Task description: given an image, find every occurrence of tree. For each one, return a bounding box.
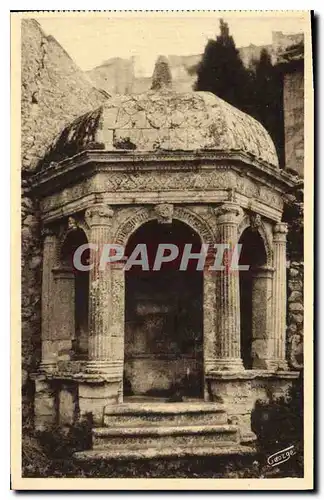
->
[196,21,284,165]
[252,49,285,165]
[195,19,253,114]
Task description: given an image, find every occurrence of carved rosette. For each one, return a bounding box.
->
[250,213,262,232]
[85,205,114,228]
[67,216,78,231]
[154,203,174,224]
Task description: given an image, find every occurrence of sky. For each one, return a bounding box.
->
[37,13,306,76]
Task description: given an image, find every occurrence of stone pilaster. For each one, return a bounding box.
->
[272,222,289,370]
[213,202,244,371]
[52,268,75,360]
[40,227,58,372]
[84,204,116,374]
[251,265,275,369]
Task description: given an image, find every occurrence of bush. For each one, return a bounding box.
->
[251,374,304,477]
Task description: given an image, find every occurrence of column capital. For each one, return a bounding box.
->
[214,202,243,224]
[41,226,57,239]
[85,204,114,228]
[273,222,288,242]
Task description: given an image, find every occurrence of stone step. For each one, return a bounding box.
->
[93,424,239,450]
[103,402,228,427]
[75,444,255,461]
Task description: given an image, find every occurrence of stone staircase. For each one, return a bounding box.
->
[74,401,255,461]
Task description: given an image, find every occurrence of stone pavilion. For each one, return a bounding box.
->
[31,82,299,459]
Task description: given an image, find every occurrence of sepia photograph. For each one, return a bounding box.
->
[11,10,313,490]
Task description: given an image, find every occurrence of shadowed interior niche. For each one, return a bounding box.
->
[124,220,204,400]
[239,227,267,369]
[60,228,89,360]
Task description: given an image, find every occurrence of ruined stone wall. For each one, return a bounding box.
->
[283,69,304,176]
[21,18,108,425]
[287,261,304,369]
[284,184,304,370]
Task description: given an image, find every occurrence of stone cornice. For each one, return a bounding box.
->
[31,149,300,196]
[206,370,300,380]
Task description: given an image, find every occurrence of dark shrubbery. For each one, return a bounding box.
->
[22,417,93,477]
[251,374,304,477]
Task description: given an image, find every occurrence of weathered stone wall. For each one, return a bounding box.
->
[287,261,303,369]
[21,18,108,425]
[283,69,304,176]
[284,184,304,370]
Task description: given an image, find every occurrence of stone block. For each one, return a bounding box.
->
[288,302,303,312]
[59,388,75,426]
[34,414,55,432]
[208,371,299,437]
[34,378,54,395]
[289,313,304,324]
[34,395,56,416]
[288,291,303,302]
[79,397,109,425]
[78,382,119,400]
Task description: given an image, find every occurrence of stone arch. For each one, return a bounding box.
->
[114,205,215,247]
[237,213,273,266]
[55,220,90,360]
[57,217,89,262]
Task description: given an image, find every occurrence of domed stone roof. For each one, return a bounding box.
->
[41,90,279,169]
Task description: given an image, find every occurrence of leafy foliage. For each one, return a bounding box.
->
[195,19,253,115]
[251,375,304,477]
[196,20,285,165]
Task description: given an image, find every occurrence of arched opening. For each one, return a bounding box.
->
[60,228,89,359]
[124,220,204,400]
[239,227,267,369]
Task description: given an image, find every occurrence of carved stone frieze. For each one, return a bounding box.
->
[40,168,285,227]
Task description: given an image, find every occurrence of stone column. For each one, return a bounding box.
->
[251,265,275,369]
[272,222,289,369]
[40,228,59,372]
[203,248,217,399]
[110,259,126,402]
[84,204,117,374]
[213,202,244,371]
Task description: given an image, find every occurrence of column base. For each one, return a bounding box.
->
[85,360,123,377]
[252,359,289,371]
[209,358,244,371]
[79,380,122,424]
[39,361,57,373]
